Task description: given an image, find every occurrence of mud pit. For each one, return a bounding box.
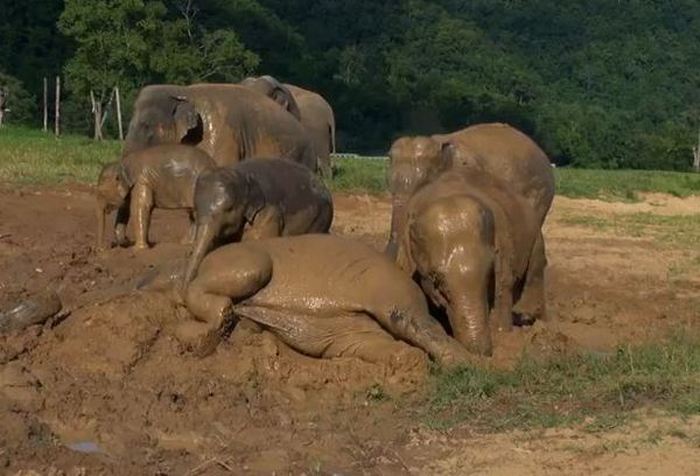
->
[0,184,698,475]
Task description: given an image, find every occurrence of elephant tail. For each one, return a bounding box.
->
[329,113,337,154]
[0,291,62,333]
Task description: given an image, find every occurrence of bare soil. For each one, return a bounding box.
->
[0,184,698,475]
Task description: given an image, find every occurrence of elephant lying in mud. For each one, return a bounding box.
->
[145,235,472,368]
[182,158,333,287]
[124,84,316,172]
[240,76,336,178]
[95,145,216,250]
[387,123,555,356]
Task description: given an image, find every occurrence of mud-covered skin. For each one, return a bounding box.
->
[386,123,554,258]
[183,158,333,287]
[123,84,316,172]
[240,76,336,178]
[0,291,62,333]
[178,234,472,367]
[95,145,216,250]
[387,123,555,355]
[284,84,336,179]
[239,76,302,121]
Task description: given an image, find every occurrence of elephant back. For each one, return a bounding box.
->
[441,123,554,223]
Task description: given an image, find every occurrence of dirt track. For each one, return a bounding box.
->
[0,184,699,475]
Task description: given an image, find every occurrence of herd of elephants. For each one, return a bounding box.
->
[6,75,557,370]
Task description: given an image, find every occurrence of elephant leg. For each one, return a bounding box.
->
[446,271,494,357]
[181,210,197,245]
[234,306,428,373]
[130,183,154,250]
[241,206,282,241]
[371,304,475,368]
[181,246,273,356]
[114,199,130,247]
[490,249,515,333]
[514,231,548,324]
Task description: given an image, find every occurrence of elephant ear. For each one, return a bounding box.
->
[242,175,268,224]
[271,87,302,121]
[172,97,202,144]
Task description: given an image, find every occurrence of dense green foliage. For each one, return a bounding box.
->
[1,0,699,169]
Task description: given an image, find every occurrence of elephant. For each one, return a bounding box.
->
[123,84,316,172]
[239,75,302,121]
[386,123,555,356]
[95,144,216,251]
[182,158,333,287]
[146,234,472,367]
[239,76,336,178]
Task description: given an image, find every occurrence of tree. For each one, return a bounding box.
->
[58,0,166,140]
[149,0,259,83]
[0,72,36,126]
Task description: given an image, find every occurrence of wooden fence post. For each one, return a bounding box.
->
[115,86,123,140]
[693,128,700,173]
[54,76,61,137]
[43,77,48,132]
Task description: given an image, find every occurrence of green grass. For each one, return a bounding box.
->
[0,126,121,184]
[554,168,700,201]
[2,126,700,201]
[561,212,700,248]
[424,334,700,432]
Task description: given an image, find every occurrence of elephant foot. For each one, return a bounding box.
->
[434,340,479,369]
[513,311,543,327]
[387,346,429,375]
[133,242,150,251]
[175,306,238,357]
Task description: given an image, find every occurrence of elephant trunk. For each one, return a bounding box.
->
[183,218,220,288]
[385,195,409,260]
[444,275,493,356]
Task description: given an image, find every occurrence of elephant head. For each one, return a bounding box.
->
[123,87,204,156]
[182,168,266,287]
[386,136,454,258]
[240,75,302,122]
[95,161,131,249]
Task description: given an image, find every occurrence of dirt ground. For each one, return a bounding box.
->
[0,184,698,475]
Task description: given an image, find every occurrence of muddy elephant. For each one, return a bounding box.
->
[123,84,316,172]
[239,75,302,121]
[95,144,216,250]
[182,158,333,287]
[163,234,472,367]
[239,76,336,178]
[387,123,555,356]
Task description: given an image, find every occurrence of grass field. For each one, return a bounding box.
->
[2,126,700,200]
[423,333,700,432]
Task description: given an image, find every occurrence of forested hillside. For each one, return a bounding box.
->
[1,0,699,169]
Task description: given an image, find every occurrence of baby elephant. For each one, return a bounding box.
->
[183,158,333,286]
[175,234,472,368]
[95,144,216,250]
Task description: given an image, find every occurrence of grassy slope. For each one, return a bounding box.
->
[2,126,700,199]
